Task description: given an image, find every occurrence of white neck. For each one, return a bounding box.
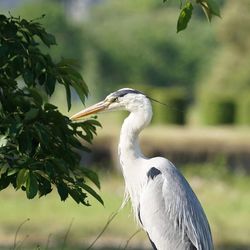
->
[119,113,143,163]
[118,104,152,221]
[117,97,152,222]
[118,101,152,166]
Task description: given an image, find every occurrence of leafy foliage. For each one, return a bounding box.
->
[82,1,216,96]
[164,0,221,32]
[177,2,193,33]
[14,0,85,65]
[0,14,103,205]
[196,0,250,125]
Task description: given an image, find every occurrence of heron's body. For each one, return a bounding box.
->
[71,88,214,250]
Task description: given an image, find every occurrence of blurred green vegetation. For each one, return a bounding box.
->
[83,0,215,96]
[196,0,250,125]
[237,93,250,125]
[199,93,236,125]
[12,0,84,65]
[3,0,249,126]
[151,87,188,124]
[0,165,250,249]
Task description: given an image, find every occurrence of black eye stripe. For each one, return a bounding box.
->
[113,89,143,98]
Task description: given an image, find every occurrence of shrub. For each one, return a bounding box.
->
[200,94,236,125]
[151,87,188,125]
[236,92,250,125]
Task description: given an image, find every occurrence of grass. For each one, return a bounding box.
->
[0,164,250,250]
[1,110,250,249]
[0,172,149,250]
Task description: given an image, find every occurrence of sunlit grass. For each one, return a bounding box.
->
[0,165,250,249]
[0,172,148,249]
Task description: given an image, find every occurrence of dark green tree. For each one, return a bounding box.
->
[0,14,102,205]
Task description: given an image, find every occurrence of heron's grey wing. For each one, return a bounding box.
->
[139,161,213,250]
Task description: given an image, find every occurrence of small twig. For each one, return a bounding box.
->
[86,211,119,250]
[123,229,141,250]
[61,218,74,250]
[45,233,52,250]
[30,14,46,23]
[16,234,29,250]
[13,218,30,250]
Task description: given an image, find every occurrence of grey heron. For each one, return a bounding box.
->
[71,88,213,250]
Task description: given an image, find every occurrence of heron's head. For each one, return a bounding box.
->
[70,88,152,120]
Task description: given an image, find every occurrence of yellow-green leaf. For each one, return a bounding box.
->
[177,2,193,33]
[16,169,28,190]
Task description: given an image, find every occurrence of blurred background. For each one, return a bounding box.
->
[0,0,250,249]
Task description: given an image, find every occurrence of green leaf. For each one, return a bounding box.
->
[18,131,32,154]
[0,45,9,58]
[24,108,40,122]
[39,32,56,47]
[56,60,88,105]
[7,168,19,176]
[177,2,193,33]
[0,14,7,22]
[87,119,102,128]
[64,82,71,111]
[81,168,101,189]
[50,158,69,175]
[28,88,43,106]
[57,182,69,201]
[206,0,220,17]
[26,171,38,199]
[0,165,8,178]
[23,69,34,87]
[81,183,104,205]
[198,0,220,22]
[37,176,52,197]
[45,74,56,96]
[68,136,84,149]
[44,103,57,110]
[0,176,10,191]
[70,79,88,104]
[16,168,28,190]
[68,188,82,204]
[200,4,212,22]
[34,123,50,146]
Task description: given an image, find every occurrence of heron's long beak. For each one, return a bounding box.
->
[70,100,109,120]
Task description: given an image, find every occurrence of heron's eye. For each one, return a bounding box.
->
[113,97,119,102]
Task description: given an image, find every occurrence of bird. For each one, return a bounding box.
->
[70,88,214,250]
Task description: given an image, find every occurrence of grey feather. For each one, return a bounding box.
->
[139,159,213,250]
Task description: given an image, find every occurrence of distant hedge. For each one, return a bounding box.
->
[151,87,188,125]
[200,94,236,125]
[236,93,250,125]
